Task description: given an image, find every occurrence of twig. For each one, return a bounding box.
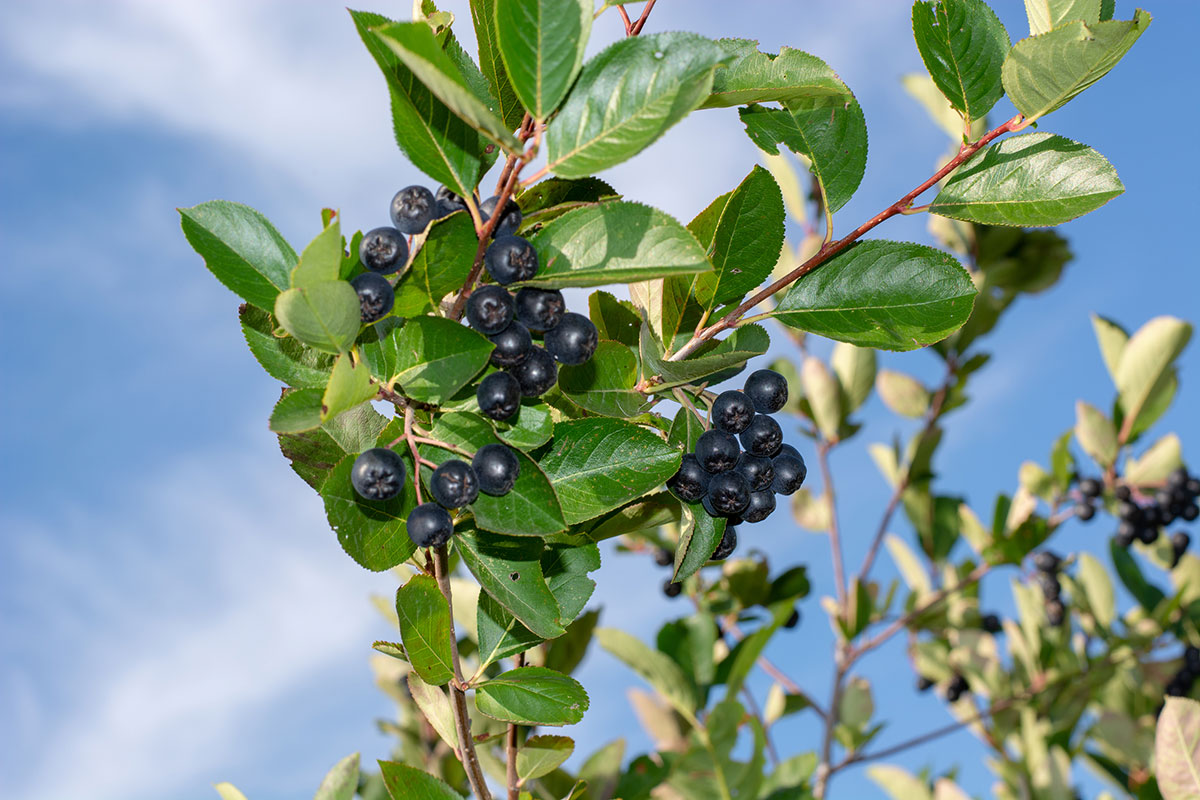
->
[666,115,1026,362]
[506,652,526,799]
[726,619,827,721]
[629,0,657,35]
[741,686,779,766]
[671,387,710,431]
[410,436,476,460]
[818,441,847,608]
[403,407,424,505]
[449,163,525,320]
[813,648,849,799]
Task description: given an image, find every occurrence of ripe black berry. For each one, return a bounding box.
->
[408,502,455,547]
[708,471,751,517]
[1046,599,1066,626]
[1187,478,1200,498]
[466,285,515,335]
[545,312,598,365]
[946,674,969,702]
[360,226,409,274]
[351,448,406,501]
[510,346,558,397]
[514,288,565,333]
[472,443,521,497]
[1033,551,1061,573]
[1169,467,1190,489]
[739,414,783,458]
[351,272,395,323]
[743,369,789,413]
[917,676,934,692]
[477,371,522,421]
[489,321,533,368]
[783,608,801,629]
[480,195,522,236]
[485,235,539,285]
[982,613,1002,634]
[1115,528,1136,548]
[695,430,739,474]
[772,452,807,495]
[430,460,479,509]
[1187,645,1200,670]
[667,454,710,503]
[1078,477,1103,498]
[1174,531,1193,556]
[654,547,673,567]
[735,452,774,492]
[711,526,737,560]
[663,579,682,598]
[712,390,755,434]
[1075,501,1095,522]
[1184,503,1200,522]
[742,489,776,523]
[1036,571,1060,600]
[1139,526,1160,544]
[390,185,437,234]
[436,185,468,217]
[1114,484,1132,502]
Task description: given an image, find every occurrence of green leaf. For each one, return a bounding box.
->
[724,605,791,697]
[519,176,621,224]
[673,503,726,583]
[362,317,494,404]
[588,291,642,347]
[911,0,1010,125]
[351,10,487,196]
[292,217,343,288]
[320,451,418,571]
[395,574,454,685]
[690,166,785,311]
[803,356,842,439]
[321,354,378,422]
[279,404,390,490]
[240,305,335,388]
[457,528,565,638]
[876,370,930,419]
[868,765,933,800]
[558,341,651,418]
[668,407,705,451]
[544,33,729,178]
[1125,433,1183,486]
[378,760,464,799]
[1024,0,1101,35]
[1075,400,1117,466]
[595,627,698,715]
[274,282,362,355]
[738,92,867,213]
[1156,697,1200,800]
[475,666,589,726]
[179,201,295,311]
[393,213,476,316]
[526,202,710,288]
[769,240,976,351]
[538,418,683,524]
[407,672,458,750]
[270,388,325,434]
[314,753,359,800]
[1076,552,1114,628]
[420,412,566,536]
[517,735,575,782]
[1114,316,1193,435]
[930,132,1123,226]
[544,608,599,676]
[702,39,849,108]
[1001,11,1151,122]
[468,0,525,132]
[494,402,554,451]
[214,784,249,800]
[640,323,769,386]
[476,588,542,669]
[1091,312,1128,381]
[1110,537,1165,612]
[372,21,521,153]
[495,0,592,120]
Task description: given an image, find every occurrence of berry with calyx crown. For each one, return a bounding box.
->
[477,371,522,421]
[350,272,394,323]
[485,235,539,285]
[472,443,521,497]
[466,285,514,335]
[359,226,408,274]
[390,185,437,234]
[351,448,406,501]
[545,312,598,365]
[712,390,755,434]
[695,430,740,474]
[430,460,479,509]
[515,287,566,333]
[743,369,789,413]
[740,414,783,458]
[667,454,710,503]
[510,346,558,397]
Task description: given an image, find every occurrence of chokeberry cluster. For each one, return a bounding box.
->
[666,369,805,528]
[1166,646,1200,698]
[1033,550,1066,626]
[944,673,971,703]
[1108,467,1200,553]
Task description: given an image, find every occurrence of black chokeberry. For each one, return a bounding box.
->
[515,287,566,333]
[1139,526,1160,544]
[1169,467,1190,489]
[1075,501,1095,521]
[654,547,673,567]
[477,372,522,421]
[946,674,969,702]
[472,443,521,497]
[435,185,468,217]
[663,579,682,598]
[351,448,406,501]
[1046,599,1066,626]
[1115,528,1136,548]
[917,676,934,692]
[1078,477,1103,498]
[1167,678,1190,697]
[1118,502,1143,523]
[408,502,455,548]
[485,235,539,285]
[739,414,783,458]
[511,346,558,397]
[1033,551,1061,573]
[783,608,801,629]
[1036,571,1060,600]
[1187,478,1200,498]
[480,195,522,236]
[982,613,1002,634]
[350,272,395,323]
[711,526,737,560]
[1114,484,1132,502]
[390,185,437,234]
[708,471,751,517]
[667,454,710,503]
[772,453,807,495]
[360,226,409,274]
[743,369,789,413]
[1174,531,1193,555]
[712,390,755,434]
[742,489,776,523]
[735,452,774,492]
[466,285,515,335]
[544,312,598,366]
[695,430,740,474]
[489,321,533,368]
[1184,503,1199,522]
[430,460,479,509]
[1187,645,1200,670]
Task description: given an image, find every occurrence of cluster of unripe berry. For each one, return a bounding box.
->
[349,442,522,548]
[1033,550,1067,626]
[666,370,807,524]
[1166,646,1200,698]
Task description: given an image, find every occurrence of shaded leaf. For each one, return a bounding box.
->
[362,317,494,404]
[517,735,575,782]
[378,760,464,799]
[240,304,335,388]
[1155,697,1200,800]
[321,451,417,571]
[702,39,848,108]
[595,627,698,714]
[673,503,726,583]
[558,340,651,418]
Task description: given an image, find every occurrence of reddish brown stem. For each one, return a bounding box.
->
[448,161,525,320]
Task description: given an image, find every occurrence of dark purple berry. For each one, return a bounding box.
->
[510,346,558,397]
[1186,645,1200,670]
[667,454,710,503]
[360,226,409,274]
[742,489,776,523]
[430,460,479,509]
[1036,571,1060,600]
[739,414,783,458]
[982,613,1002,634]
[654,547,673,567]
[735,452,774,492]
[515,288,566,333]
[351,272,395,323]
[783,608,801,629]
[390,185,437,234]
[489,321,533,368]
[1174,531,1192,556]
[544,312,598,366]
[477,371,522,421]
[1046,599,1066,627]
[772,453,807,495]
[1184,503,1199,522]
[436,185,468,217]
[485,235,539,285]
[1169,467,1190,489]
[917,676,934,692]
[1139,525,1160,544]
[1187,478,1200,498]
[708,471,751,517]
[1114,484,1132,502]
[1075,501,1095,521]
[472,443,521,497]
[695,430,739,474]
[663,579,682,598]
[408,502,455,548]
[1078,477,1103,498]
[351,448,406,501]
[466,285,515,335]
[743,369,789,413]
[1033,551,1061,573]
[711,526,737,560]
[712,390,755,434]
[480,195,522,237]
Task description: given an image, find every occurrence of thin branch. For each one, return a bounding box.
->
[813,648,849,800]
[506,651,526,800]
[404,407,424,505]
[410,436,475,460]
[741,686,779,766]
[671,387,710,431]
[726,619,827,721]
[818,441,847,609]
[629,0,657,35]
[666,115,1026,362]
[617,4,633,34]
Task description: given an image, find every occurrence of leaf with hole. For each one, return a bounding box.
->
[457,528,564,638]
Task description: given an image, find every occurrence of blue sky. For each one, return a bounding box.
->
[2,1,1197,798]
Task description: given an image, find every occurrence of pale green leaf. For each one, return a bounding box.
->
[1115,316,1192,433]
[1155,697,1200,800]
[321,354,378,422]
[802,356,842,439]
[274,282,362,356]
[1024,0,1100,35]
[702,39,848,108]
[1091,312,1129,381]
[876,369,931,419]
[314,753,359,800]
[516,735,575,782]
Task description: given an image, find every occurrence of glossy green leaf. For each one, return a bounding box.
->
[538,418,683,524]
[240,305,335,388]
[673,503,726,583]
[292,217,343,288]
[315,754,360,800]
[362,317,493,404]
[393,213,476,316]
[558,340,650,418]
[351,10,487,196]
[179,201,295,311]
[457,528,565,638]
[469,0,525,132]
[475,666,589,726]
[477,590,543,669]
[494,402,554,451]
[911,0,1010,125]
[544,33,729,178]
[525,202,710,288]
[588,290,642,347]
[931,133,1123,226]
[769,240,976,351]
[395,574,454,685]
[270,388,324,434]
[321,354,377,422]
[702,39,848,108]
[595,627,698,714]
[668,407,705,451]
[517,735,575,782]
[1001,11,1151,122]
[1024,0,1101,35]
[378,760,464,800]
[274,281,362,355]
[321,451,417,571]
[640,323,769,387]
[1155,697,1200,800]
[496,0,591,120]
